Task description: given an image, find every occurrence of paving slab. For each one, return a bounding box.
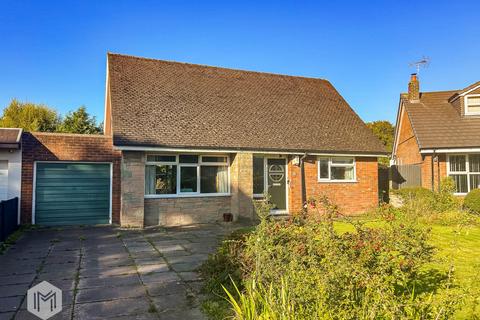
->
[76,284,146,303]
[73,296,152,319]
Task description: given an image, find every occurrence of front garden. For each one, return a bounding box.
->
[200,179,480,319]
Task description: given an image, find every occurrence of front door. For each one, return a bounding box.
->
[267,158,287,211]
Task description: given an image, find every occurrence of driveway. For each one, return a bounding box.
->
[0,224,241,320]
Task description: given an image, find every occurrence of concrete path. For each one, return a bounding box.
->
[0,224,241,320]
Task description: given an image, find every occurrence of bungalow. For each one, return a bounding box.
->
[105,53,386,227]
[17,53,386,227]
[392,74,480,194]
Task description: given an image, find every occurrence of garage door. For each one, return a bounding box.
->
[35,163,111,226]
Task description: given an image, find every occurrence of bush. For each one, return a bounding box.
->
[464,189,480,214]
[393,186,435,202]
[202,197,459,320]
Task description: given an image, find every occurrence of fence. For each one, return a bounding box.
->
[0,197,19,242]
[390,164,422,189]
[378,166,390,203]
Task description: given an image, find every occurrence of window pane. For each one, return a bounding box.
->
[449,155,466,172]
[467,96,480,106]
[202,156,227,163]
[179,155,199,163]
[467,105,480,113]
[450,174,468,193]
[180,166,197,192]
[145,165,176,194]
[146,155,176,162]
[470,174,480,191]
[331,166,354,180]
[319,158,329,179]
[331,157,354,164]
[201,166,228,193]
[469,154,480,173]
[253,156,264,194]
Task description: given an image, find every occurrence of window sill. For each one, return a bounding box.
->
[317,180,358,184]
[145,193,231,199]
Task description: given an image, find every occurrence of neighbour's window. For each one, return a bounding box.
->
[465,95,480,115]
[449,154,480,194]
[145,155,229,196]
[317,157,356,182]
[253,156,265,195]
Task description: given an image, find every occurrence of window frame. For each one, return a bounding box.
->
[447,153,480,195]
[464,94,480,116]
[317,156,357,183]
[145,154,230,198]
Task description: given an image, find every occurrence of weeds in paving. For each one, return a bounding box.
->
[0,226,29,254]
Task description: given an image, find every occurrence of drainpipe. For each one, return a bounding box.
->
[431,150,436,192]
[437,153,441,191]
[300,153,308,210]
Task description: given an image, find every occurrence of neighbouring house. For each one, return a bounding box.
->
[392,74,480,195]
[104,53,386,227]
[0,128,22,223]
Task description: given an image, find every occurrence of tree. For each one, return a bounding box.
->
[0,99,60,132]
[366,120,395,165]
[57,106,102,134]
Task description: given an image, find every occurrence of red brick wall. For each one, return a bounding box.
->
[395,108,422,165]
[421,154,447,191]
[288,156,379,215]
[21,132,121,224]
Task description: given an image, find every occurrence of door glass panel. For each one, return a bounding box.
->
[253,156,264,194]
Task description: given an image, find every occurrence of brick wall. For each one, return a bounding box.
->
[421,154,447,191]
[21,132,121,224]
[288,156,379,215]
[120,151,145,227]
[395,108,422,165]
[145,196,231,226]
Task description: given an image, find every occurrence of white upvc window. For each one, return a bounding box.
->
[317,157,356,182]
[447,154,480,195]
[145,154,230,198]
[465,95,480,115]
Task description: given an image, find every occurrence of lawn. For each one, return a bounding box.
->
[334,220,480,319]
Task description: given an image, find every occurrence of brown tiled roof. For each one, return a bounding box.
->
[0,128,22,149]
[108,53,386,154]
[404,90,480,149]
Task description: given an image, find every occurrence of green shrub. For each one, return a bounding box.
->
[393,186,435,202]
[464,189,480,214]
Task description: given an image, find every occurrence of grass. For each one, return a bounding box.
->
[334,220,480,319]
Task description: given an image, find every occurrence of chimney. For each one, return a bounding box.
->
[408,73,420,101]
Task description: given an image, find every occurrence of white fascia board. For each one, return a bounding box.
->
[421,148,480,154]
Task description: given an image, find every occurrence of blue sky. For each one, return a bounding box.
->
[0,1,479,124]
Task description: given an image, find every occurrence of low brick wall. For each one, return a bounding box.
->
[21,132,121,224]
[144,196,231,226]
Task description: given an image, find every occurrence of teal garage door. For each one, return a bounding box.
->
[35,163,111,226]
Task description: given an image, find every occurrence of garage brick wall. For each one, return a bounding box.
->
[21,132,121,224]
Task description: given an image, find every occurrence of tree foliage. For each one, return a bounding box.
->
[57,106,102,134]
[0,99,60,132]
[0,99,102,134]
[366,120,395,165]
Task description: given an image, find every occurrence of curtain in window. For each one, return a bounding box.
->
[145,165,156,194]
[216,166,228,193]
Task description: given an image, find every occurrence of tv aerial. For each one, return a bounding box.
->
[409,56,430,74]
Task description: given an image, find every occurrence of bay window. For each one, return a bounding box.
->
[318,157,356,182]
[145,154,229,196]
[448,154,480,194]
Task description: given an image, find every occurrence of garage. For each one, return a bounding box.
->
[34,162,112,226]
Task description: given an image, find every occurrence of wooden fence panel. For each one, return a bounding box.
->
[390,164,422,189]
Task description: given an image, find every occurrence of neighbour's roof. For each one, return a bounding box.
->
[107,53,386,155]
[403,89,480,149]
[0,128,22,149]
